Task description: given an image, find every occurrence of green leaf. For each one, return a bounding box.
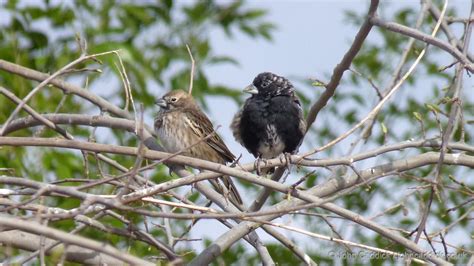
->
[425,103,442,114]
[208,55,239,66]
[242,9,266,19]
[28,30,48,49]
[413,111,422,121]
[380,122,388,134]
[311,80,326,87]
[122,4,154,25]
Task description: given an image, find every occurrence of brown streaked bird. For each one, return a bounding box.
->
[154,89,242,205]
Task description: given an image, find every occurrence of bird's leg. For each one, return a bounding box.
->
[253,153,261,175]
[254,157,262,176]
[255,154,270,176]
[277,153,288,169]
[278,152,293,183]
[284,152,292,169]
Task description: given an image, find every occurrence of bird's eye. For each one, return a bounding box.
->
[171,97,178,102]
[261,80,271,88]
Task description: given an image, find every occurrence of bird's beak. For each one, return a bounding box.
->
[243,84,258,95]
[155,98,167,108]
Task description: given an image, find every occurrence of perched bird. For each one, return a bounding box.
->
[231,72,306,171]
[154,89,242,205]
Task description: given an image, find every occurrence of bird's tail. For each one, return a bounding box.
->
[209,176,243,206]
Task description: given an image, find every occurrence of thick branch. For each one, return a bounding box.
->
[369,16,474,72]
[1,136,473,198]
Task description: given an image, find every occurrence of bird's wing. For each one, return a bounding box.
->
[293,95,307,134]
[184,108,236,163]
[230,107,244,145]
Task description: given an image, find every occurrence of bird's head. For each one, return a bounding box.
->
[155,90,197,110]
[244,72,294,97]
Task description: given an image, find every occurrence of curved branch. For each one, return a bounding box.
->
[2,113,134,136]
[369,16,474,72]
[427,0,474,62]
[2,134,474,199]
[0,60,133,120]
[2,150,472,222]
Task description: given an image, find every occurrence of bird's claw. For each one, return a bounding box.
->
[279,152,293,183]
[255,158,262,175]
[285,152,292,168]
[255,156,269,176]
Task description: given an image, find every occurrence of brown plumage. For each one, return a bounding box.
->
[154,90,242,205]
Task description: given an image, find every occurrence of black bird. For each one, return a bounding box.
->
[231,72,306,169]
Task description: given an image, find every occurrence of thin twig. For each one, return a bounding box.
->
[0,49,120,136]
[186,44,195,95]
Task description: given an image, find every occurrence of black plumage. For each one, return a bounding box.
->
[231,72,306,161]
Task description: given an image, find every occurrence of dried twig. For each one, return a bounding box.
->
[186,44,195,95]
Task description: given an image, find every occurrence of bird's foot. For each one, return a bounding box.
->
[278,152,292,168]
[255,157,269,176]
[278,152,293,183]
[254,158,262,175]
